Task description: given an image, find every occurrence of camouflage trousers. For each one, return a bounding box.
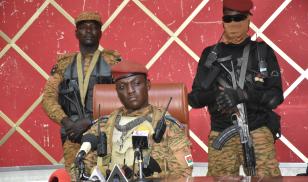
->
[63,140,80,181]
[207,126,281,176]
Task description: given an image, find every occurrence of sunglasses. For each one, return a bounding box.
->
[222,14,248,23]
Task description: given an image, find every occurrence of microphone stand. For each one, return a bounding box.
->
[133,147,152,182]
[75,159,90,181]
[80,162,90,181]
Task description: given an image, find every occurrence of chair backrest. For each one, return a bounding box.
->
[93,83,189,124]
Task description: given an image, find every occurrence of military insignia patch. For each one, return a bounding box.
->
[50,64,58,75]
[185,154,193,167]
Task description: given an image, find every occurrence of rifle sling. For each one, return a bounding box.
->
[238,43,251,89]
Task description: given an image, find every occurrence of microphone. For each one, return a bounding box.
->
[75,134,98,163]
[75,134,98,181]
[132,130,149,150]
[89,166,106,182]
[48,168,70,182]
[204,32,223,68]
[132,130,149,180]
[153,97,172,143]
[132,130,162,179]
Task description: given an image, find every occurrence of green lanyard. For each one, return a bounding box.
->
[76,50,100,107]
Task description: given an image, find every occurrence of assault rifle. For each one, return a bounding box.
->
[212,57,256,176]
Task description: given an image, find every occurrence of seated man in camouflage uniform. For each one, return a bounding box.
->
[42,11,121,177]
[83,61,192,179]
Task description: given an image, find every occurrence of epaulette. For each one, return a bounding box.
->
[101,49,122,65]
[51,53,76,75]
[153,106,185,128]
[165,115,185,129]
[56,52,76,62]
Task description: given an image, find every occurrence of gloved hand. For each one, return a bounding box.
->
[61,117,92,143]
[216,88,248,111]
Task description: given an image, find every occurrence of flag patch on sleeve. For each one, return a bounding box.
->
[185,154,193,166]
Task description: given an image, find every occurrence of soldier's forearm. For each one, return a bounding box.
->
[42,91,67,123]
[42,73,67,123]
[42,100,67,123]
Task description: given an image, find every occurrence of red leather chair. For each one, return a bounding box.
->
[92,83,189,125]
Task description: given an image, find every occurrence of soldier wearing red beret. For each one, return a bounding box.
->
[82,61,192,180]
[189,0,283,176]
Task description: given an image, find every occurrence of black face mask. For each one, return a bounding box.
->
[222,14,247,23]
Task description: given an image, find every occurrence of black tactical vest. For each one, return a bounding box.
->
[59,54,112,121]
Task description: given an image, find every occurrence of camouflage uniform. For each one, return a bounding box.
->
[42,49,120,179]
[188,0,283,177]
[84,105,192,178]
[189,37,283,176]
[208,126,281,176]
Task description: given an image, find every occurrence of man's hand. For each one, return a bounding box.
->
[61,117,75,135]
[61,117,92,143]
[216,88,248,111]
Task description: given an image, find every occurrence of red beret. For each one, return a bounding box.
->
[48,169,70,182]
[223,0,253,13]
[111,61,148,81]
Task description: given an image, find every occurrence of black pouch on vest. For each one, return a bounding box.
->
[266,111,281,140]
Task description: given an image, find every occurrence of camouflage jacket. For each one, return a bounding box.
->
[42,49,121,123]
[84,105,192,178]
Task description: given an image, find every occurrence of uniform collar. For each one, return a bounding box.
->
[121,105,153,117]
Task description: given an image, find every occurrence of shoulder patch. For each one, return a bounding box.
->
[50,64,58,75]
[165,115,184,129]
[56,52,76,62]
[55,53,76,74]
[101,49,122,65]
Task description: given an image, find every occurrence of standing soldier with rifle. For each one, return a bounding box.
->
[188,0,284,176]
[42,11,121,178]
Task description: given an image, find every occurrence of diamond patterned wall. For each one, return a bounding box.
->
[0,0,307,166]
